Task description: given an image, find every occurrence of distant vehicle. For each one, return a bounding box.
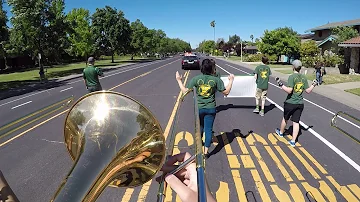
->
[182,55,200,70]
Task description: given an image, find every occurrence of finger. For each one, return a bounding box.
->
[183,179,190,186]
[165,152,192,166]
[165,174,191,197]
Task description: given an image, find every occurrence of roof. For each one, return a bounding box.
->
[317,35,337,47]
[306,18,360,32]
[244,45,257,50]
[338,36,360,47]
[299,34,314,39]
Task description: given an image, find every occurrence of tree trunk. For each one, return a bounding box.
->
[112,53,114,63]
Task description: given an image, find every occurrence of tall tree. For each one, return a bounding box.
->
[7,0,49,61]
[130,19,148,57]
[46,0,69,63]
[66,8,94,64]
[228,34,240,45]
[250,34,254,43]
[258,27,300,61]
[0,0,9,68]
[92,6,131,62]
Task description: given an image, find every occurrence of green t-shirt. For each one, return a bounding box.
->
[254,65,272,89]
[214,71,221,78]
[285,73,309,104]
[83,66,103,87]
[186,74,226,109]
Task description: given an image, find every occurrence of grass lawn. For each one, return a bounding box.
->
[345,88,360,96]
[306,74,360,85]
[276,70,294,74]
[0,55,150,91]
[269,64,292,68]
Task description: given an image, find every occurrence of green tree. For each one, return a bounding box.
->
[300,40,320,57]
[66,8,94,64]
[228,34,240,45]
[332,26,360,44]
[7,0,49,61]
[46,0,69,63]
[0,0,9,67]
[198,40,215,54]
[129,19,148,57]
[258,27,300,62]
[250,34,254,43]
[92,6,131,62]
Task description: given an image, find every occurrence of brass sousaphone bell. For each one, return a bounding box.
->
[51,91,166,202]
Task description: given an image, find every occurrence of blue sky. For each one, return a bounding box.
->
[3,0,360,48]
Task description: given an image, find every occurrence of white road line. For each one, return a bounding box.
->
[11,101,32,109]
[60,87,73,92]
[0,89,53,107]
[0,59,174,107]
[223,63,360,130]
[216,63,360,173]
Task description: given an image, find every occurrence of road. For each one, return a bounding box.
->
[0,56,359,202]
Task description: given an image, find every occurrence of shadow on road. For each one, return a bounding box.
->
[285,125,313,142]
[216,104,276,114]
[208,129,252,158]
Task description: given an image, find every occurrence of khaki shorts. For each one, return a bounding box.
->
[255,88,268,100]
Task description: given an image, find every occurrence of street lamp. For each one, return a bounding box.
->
[210,20,216,55]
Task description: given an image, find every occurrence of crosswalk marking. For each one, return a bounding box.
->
[264,146,293,182]
[327,176,358,201]
[301,182,327,201]
[251,169,271,202]
[250,146,275,182]
[319,180,337,201]
[289,184,305,201]
[270,185,292,201]
[120,188,134,202]
[240,155,255,168]
[348,184,360,199]
[298,147,328,175]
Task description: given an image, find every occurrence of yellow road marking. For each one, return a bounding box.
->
[216,181,229,202]
[240,155,255,168]
[319,180,337,202]
[0,109,69,147]
[236,136,249,154]
[0,97,71,133]
[158,70,190,202]
[289,184,305,201]
[120,188,134,202]
[246,133,255,145]
[109,59,180,91]
[253,133,268,145]
[264,146,293,182]
[274,146,305,181]
[228,155,240,168]
[136,180,151,202]
[298,147,328,175]
[327,176,358,201]
[270,185,292,201]
[268,133,278,145]
[220,132,233,154]
[173,131,184,155]
[184,131,193,146]
[290,147,321,180]
[301,182,326,201]
[231,170,247,202]
[348,184,360,199]
[250,146,275,182]
[0,105,65,140]
[250,169,271,202]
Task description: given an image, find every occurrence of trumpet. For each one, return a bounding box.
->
[51,91,166,202]
[331,111,360,144]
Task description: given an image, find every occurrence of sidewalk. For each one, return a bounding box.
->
[216,57,360,110]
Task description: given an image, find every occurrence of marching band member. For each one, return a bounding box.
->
[253,56,272,116]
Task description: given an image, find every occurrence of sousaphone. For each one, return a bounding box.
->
[50,91,166,202]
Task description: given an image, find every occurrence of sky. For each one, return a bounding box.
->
[3,0,360,48]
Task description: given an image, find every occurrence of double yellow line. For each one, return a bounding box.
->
[0,59,179,148]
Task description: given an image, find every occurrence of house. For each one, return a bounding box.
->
[303,18,360,53]
[243,45,258,54]
[338,36,360,74]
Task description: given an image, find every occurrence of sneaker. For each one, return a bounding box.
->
[259,110,264,116]
[253,107,260,113]
[275,128,284,137]
[289,140,296,147]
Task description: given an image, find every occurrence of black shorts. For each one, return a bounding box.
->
[283,102,304,123]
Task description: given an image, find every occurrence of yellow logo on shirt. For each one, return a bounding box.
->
[197,79,215,97]
[260,70,268,79]
[294,82,304,93]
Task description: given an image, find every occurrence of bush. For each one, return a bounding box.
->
[323,51,344,67]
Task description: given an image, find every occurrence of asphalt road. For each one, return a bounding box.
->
[0,56,359,202]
